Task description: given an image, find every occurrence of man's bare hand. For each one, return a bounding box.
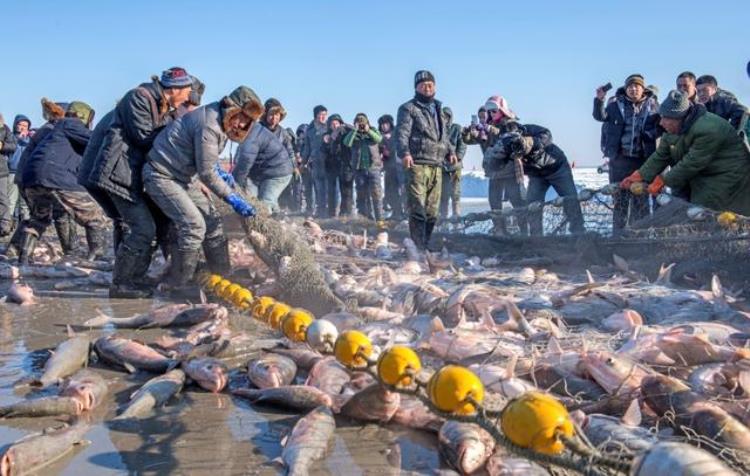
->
[402,155,414,169]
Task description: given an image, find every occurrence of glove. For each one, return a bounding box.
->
[619,170,643,190]
[225,193,256,217]
[214,164,235,189]
[648,175,665,196]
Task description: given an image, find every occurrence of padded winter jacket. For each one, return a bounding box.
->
[593,88,660,159]
[233,122,293,187]
[21,117,91,191]
[0,124,17,178]
[396,96,453,167]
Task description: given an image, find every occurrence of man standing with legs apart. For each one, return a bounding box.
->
[396,70,455,250]
[343,113,384,226]
[144,86,261,299]
[301,105,329,217]
[439,107,466,221]
[89,67,196,298]
[593,74,659,233]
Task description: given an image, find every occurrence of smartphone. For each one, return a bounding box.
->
[602,82,613,93]
[471,115,479,126]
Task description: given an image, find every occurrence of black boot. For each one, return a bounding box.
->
[408,218,426,250]
[4,222,26,258]
[203,238,231,276]
[166,249,203,301]
[112,220,127,255]
[109,245,153,299]
[17,232,38,266]
[425,219,437,251]
[54,216,77,255]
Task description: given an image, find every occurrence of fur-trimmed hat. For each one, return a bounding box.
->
[188,76,206,107]
[262,98,287,122]
[484,95,516,120]
[41,98,66,121]
[221,86,264,143]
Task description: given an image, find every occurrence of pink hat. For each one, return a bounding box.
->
[484,95,516,120]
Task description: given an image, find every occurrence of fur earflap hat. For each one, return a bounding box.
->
[221,86,264,142]
[41,98,66,121]
[262,98,287,122]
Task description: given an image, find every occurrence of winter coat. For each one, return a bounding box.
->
[323,124,354,178]
[379,131,399,171]
[463,120,518,179]
[593,88,660,159]
[233,122,293,187]
[301,121,328,169]
[444,123,466,172]
[21,118,91,191]
[9,115,31,173]
[343,128,383,170]
[484,124,568,177]
[14,122,55,186]
[147,102,234,200]
[89,80,172,202]
[704,90,747,130]
[266,124,296,166]
[396,96,453,167]
[0,123,17,178]
[79,110,115,189]
[638,106,750,215]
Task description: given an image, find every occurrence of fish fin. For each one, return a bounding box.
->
[66,325,75,338]
[480,310,496,332]
[738,371,750,396]
[711,275,725,300]
[431,317,445,334]
[82,309,111,328]
[656,263,675,286]
[612,254,629,273]
[166,360,180,372]
[547,336,563,354]
[270,457,285,468]
[122,362,137,374]
[585,270,595,284]
[622,400,642,426]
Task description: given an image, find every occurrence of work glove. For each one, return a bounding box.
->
[619,170,643,190]
[225,193,256,217]
[647,175,665,196]
[214,164,236,189]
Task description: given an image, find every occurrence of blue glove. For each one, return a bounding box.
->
[225,193,256,217]
[214,164,236,189]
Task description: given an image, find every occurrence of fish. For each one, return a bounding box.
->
[601,309,643,332]
[339,383,400,423]
[630,442,737,476]
[0,423,90,476]
[485,448,550,475]
[571,401,657,453]
[60,369,108,412]
[579,351,652,395]
[114,369,185,420]
[469,356,537,399]
[247,353,297,389]
[94,335,177,373]
[266,346,323,371]
[391,396,445,433]
[530,364,607,400]
[33,327,89,387]
[83,303,227,329]
[421,317,525,362]
[0,397,83,419]
[280,406,335,476]
[183,357,228,393]
[5,282,35,306]
[438,421,496,475]
[648,329,750,366]
[305,357,350,395]
[231,386,333,412]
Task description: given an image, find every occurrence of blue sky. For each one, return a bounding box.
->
[2,0,748,169]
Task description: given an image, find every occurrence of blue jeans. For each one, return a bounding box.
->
[246,175,293,213]
[526,162,584,235]
[311,165,328,217]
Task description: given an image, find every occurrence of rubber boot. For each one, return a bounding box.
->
[85,227,107,261]
[112,220,127,255]
[408,218,426,250]
[166,249,203,301]
[54,215,76,255]
[4,222,26,258]
[203,238,231,276]
[425,219,437,251]
[17,232,38,266]
[109,245,154,299]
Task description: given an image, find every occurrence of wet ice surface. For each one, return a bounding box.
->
[0,284,443,475]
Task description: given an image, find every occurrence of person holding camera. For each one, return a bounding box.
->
[485,124,584,236]
[593,74,659,233]
[396,70,455,250]
[463,96,527,235]
[322,114,354,216]
[343,113,384,226]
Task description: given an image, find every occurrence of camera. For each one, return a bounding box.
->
[601,82,613,93]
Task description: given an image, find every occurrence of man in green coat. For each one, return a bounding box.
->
[620,90,750,215]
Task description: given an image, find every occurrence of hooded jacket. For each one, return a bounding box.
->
[88,79,172,202]
[639,106,750,215]
[301,119,328,170]
[9,115,31,173]
[78,109,115,189]
[396,96,453,166]
[232,122,293,187]
[21,117,91,191]
[0,120,18,179]
[593,87,660,159]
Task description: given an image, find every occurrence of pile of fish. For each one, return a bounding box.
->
[2,220,750,475]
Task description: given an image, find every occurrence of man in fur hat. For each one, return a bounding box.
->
[144,85,261,298]
[88,67,196,298]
